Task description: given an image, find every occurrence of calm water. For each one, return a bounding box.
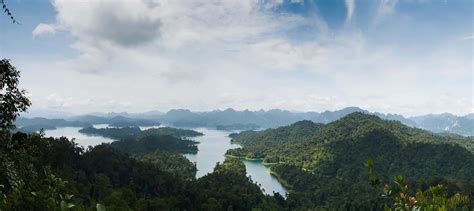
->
[44,126,288,196]
[44,125,115,146]
[184,128,288,196]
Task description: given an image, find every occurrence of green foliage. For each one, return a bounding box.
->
[79,126,141,140]
[213,158,247,175]
[228,113,474,209]
[0,59,31,130]
[79,126,200,154]
[136,150,197,179]
[30,168,76,211]
[0,131,281,210]
[109,134,198,154]
[196,158,280,210]
[138,127,203,138]
[366,162,471,210]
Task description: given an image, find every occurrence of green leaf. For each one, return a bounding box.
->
[96,203,106,211]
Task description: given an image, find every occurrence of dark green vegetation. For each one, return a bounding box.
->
[365,159,470,210]
[136,150,197,180]
[138,127,203,138]
[227,113,474,209]
[79,126,202,140]
[108,133,198,154]
[0,132,284,210]
[0,59,31,129]
[79,126,142,140]
[79,126,201,154]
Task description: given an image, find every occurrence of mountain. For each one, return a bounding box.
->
[409,113,474,136]
[15,117,92,132]
[465,113,474,120]
[157,107,377,128]
[227,113,474,208]
[36,107,473,136]
[69,115,160,127]
[19,109,75,119]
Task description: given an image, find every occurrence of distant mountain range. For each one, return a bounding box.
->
[16,107,473,136]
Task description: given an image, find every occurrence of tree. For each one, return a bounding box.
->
[1,0,19,24]
[0,59,31,130]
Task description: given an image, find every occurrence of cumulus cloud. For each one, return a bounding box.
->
[23,0,473,116]
[52,0,162,47]
[32,23,57,37]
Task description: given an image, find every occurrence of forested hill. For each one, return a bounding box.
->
[227,112,474,208]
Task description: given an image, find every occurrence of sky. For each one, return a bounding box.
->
[0,0,472,117]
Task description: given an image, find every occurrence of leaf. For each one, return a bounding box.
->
[96,203,106,211]
[364,159,374,168]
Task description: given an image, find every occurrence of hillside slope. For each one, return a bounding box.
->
[228,113,474,209]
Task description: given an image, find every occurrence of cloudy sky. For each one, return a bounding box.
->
[0,0,472,116]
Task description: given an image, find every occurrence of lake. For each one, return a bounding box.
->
[44,126,288,196]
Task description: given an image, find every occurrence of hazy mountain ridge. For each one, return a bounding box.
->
[14,117,92,132]
[409,113,473,136]
[17,107,473,136]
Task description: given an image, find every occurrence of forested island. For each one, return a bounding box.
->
[78,126,202,154]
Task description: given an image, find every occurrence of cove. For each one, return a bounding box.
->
[44,126,288,196]
[184,128,288,196]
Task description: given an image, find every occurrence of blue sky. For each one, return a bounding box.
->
[0,0,472,116]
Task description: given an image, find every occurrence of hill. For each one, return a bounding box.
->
[14,117,92,132]
[227,113,474,209]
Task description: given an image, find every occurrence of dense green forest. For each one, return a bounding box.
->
[79,126,202,140]
[0,132,284,210]
[227,113,474,209]
[79,126,201,154]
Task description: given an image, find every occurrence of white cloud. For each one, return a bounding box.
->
[32,23,57,37]
[374,0,398,24]
[345,0,355,24]
[461,35,474,40]
[20,0,473,116]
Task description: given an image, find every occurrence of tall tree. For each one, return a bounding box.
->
[0,59,30,130]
